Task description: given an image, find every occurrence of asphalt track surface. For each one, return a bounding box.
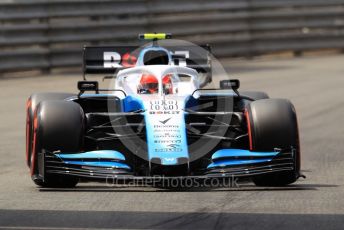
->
[1,54,344,229]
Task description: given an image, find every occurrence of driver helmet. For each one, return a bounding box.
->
[162,74,173,95]
[138,74,159,94]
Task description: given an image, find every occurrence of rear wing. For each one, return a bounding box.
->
[82,45,211,78]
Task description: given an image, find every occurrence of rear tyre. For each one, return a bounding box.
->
[26,93,75,167]
[246,99,300,186]
[31,100,84,188]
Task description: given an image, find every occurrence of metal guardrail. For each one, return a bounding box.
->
[1,0,344,72]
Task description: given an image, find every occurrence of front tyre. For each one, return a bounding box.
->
[30,100,84,188]
[26,93,75,167]
[246,99,300,186]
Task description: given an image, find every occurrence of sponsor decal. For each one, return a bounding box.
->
[167,144,180,148]
[154,125,179,129]
[149,111,180,115]
[172,51,189,67]
[121,53,137,67]
[154,140,181,144]
[155,148,183,152]
[153,130,180,133]
[154,134,181,138]
[103,52,122,68]
[144,97,188,162]
[159,117,172,125]
[150,100,178,111]
[103,52,137,68]
[103,50,189,68]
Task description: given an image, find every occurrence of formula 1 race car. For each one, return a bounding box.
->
[26,33,302,188]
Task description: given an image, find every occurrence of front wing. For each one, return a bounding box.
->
[36,148,296,183]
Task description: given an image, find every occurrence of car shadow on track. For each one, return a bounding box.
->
[38,183,338,193]
[1,209,343,230]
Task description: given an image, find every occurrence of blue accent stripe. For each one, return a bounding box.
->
[122,95,144,112]
[212,149,279,161]
[207,158,272,169]
[55,150,126,161]
[63,161,131,169]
